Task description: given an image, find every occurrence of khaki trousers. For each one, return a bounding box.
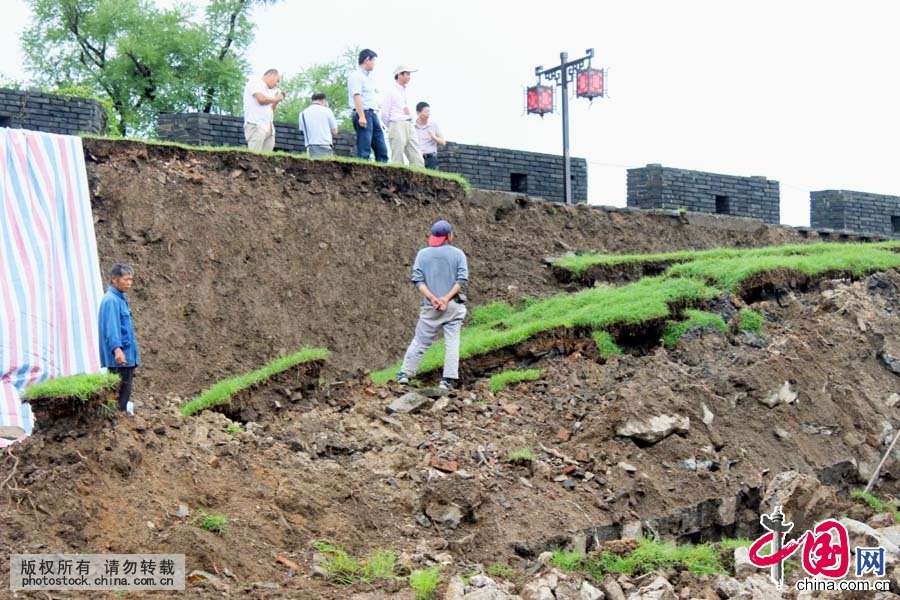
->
[387,120,424,167]
[244,122,275,152]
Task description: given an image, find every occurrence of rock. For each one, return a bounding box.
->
[631,575,675,600]
[759,381,797,408]
[146,520,155,530]
[445,575,466,600]
[841,518,900,561]
[618,462,637,473]
[251,582,280,589]
[520,583,555,600]
[868,513,896,529]
[760,471,836,533]
[876,525,900,547]
[425,504,463,529]
[175,504,190,518]
[887,393,900,408]
[554,579,582,600]
[430,457,459,473]
[733,547,756,577]
[601,578,626,600]
[774,426,791,440]
[464,588,513,600]
[431,397,451,413]
[621,520,643,539]
[715,574,785,599]
[388,392,430,414]
[616,414,689,444]
[580,580,604,600]
[701,403,714,426]
[187,570,229,590]
[468,575,495,588]
[558,428,572,442]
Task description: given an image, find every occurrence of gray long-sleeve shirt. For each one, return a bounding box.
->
[411,244,468,306]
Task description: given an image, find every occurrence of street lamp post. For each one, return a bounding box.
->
[527,49,605,205]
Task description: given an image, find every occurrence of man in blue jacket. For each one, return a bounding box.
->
[397,220,468,390]
[98,264,140,415]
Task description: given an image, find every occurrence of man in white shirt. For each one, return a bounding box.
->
[381,65,424,167]
[242,69,284,152]
[299,92,339,157]
[414,102,447,170]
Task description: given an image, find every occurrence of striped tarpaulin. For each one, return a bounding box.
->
[0,128,104,445]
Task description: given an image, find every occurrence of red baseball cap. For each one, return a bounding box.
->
[428,220,452,247]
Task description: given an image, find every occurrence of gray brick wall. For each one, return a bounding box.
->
[0,88,106,135]
[811,190,900,238]
[627,164,780,225]
[157,113,588,204]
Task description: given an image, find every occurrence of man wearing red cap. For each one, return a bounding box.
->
[397,220,469,390]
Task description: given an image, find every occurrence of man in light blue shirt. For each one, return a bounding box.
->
[347,48,388,162]
[98,264,140,415]
[397,220,469,390]
[300,92,339,157]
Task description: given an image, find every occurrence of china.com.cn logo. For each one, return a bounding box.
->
[748,506,888,592]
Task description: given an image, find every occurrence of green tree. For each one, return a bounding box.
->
[21,0,276,136]
[277,47,358,130]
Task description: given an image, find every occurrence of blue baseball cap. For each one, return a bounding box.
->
[428,220,452,247]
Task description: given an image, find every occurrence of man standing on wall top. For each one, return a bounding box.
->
[243,69,284,152]
[347,49,388,162]
[397,220,468,391]
[300,92,339,157]
[414,102,446,170]
[381,65,424,167]
[98,264,140,416]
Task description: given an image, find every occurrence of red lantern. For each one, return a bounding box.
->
[576,68,605,100]
[526,85,554,116]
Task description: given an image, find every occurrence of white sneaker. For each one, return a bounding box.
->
[126,401,135,416]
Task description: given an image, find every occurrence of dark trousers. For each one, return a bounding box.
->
[352,109,388,162]
[423,153,440,170]
[109,367,135,411]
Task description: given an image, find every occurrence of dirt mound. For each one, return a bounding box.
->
[82,138,823,401]
[3,269,898,597]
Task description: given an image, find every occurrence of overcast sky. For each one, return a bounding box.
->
[3,0,899,226]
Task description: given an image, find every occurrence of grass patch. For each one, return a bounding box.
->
[181,348,329,416]
[550,549,584,572]
[81,135,471,191]
[590,538,725,577]
[468,301,517,326]
[717,537,753,549]
[592,330,622,359]
[485,563,523,584]
[737,309,765,334]
[225,422,242,434]
[489,368,543,393]
[507,447,536,463]
[195,511,227,535]
[409,566,441,600]
[661,309,728,348]
[850,489,900,521]
[312,541,398,585]
[23,372,120,401]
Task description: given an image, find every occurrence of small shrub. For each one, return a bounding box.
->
[195,511,227,535]
[409,566,441,600]
[225,422,242,434]
[313,541,362,584]
[489,369,543,393]
[507,447,536,463]
[737,309,765,335]
[362,549,397,582]
[592,330,622,359]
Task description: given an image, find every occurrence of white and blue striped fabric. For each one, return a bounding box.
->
[0,128,104,445]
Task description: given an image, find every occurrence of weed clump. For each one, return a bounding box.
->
[592,330,622,359]
[737,308,765,335]
[489,369,543,393]
[194,511,227,535]
[507,447,536,463]
[661,310,727,348]
[409,566,441,600]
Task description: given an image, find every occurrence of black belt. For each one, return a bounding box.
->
[423,153,437,158]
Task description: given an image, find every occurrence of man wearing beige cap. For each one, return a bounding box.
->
[381,65,425,167]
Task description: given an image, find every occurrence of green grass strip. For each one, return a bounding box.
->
[554,241,900,277]
[80,135,471,191]
[371,276,719,382]
[592,330,622,359]
[23,372,120,402]
[661,309,728,348]
[181,348,329,416]
[489,368,543,393]
[468,301,518,326]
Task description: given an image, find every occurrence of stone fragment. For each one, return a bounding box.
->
[425,504,463,529]
[388,392,430,414]
[444,575,465,600]
[430,457,459,473]
[615,414,689,444]
[632,576,675,600]
[733,547,756,577]
[701,403,714,426]
[618,462,637,473]
[621,520,642,539]
[601,578,626,600]
[558,428,571,442]
[759,381,797,408]
[579,580,604,600]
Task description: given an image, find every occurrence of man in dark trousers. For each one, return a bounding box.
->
[98,264,140,415]
[397,220,468,390]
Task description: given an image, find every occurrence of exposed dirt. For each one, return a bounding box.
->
[2,268,898,598]
[81,138,849,402]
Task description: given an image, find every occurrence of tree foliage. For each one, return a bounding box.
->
[21,0,276,136]
[277,47,358,130]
